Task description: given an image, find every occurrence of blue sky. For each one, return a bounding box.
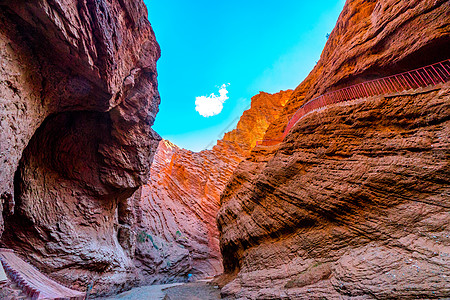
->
[145,0,346,152]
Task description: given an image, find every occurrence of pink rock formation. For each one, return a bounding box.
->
[134,90,292,283]
[0,0,160,295]
[217,0,450,298]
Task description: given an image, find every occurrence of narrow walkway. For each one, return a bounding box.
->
[256,59,450,146]
[0,248,85,300]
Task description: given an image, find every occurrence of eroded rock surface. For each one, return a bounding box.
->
[134,90,292,284]
[264,0,450,140]
[218,0,450,298]
[0,0,160,295]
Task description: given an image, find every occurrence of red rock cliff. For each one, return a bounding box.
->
[265,0,449,140]
[133,90,292,283]
[218,0,450,299]
[0,0,160,295]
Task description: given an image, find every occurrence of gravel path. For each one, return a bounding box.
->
[163,281,221,300]
[97,283,184,300]
[98,280,221,300]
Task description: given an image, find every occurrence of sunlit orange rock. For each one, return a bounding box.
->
[264,0,449,141]
[218,0,450,298]
[134,90,292,283]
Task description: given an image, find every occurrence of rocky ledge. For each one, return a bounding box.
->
[217,0,450,298]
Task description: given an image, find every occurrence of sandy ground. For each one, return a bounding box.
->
[97,283,184,300]
[0,278,222,300]
[163,281,221,300]
[98,281,221,300]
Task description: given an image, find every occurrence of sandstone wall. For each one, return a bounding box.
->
[134,90,292,283]
[264,0,449,140]
[218,0,450,298]
[0,0,160,295]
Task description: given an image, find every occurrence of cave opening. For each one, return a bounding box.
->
[331,35,450,91]
[393,36,450,72]
[0,110,132,272]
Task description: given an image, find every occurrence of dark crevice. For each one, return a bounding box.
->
[1,109,116,253]
[330,35,450,92]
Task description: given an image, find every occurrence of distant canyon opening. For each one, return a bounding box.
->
[0,0,449,299]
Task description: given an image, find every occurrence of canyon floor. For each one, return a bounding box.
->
[100,280,221,300]
[0,0,448,299]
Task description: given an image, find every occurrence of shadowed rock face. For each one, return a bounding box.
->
[0,0,160,295]
[134,90,292,284]
[218,0,450,298]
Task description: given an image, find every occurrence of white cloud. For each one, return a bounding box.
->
[195,84,229,117]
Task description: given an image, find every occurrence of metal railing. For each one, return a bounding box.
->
[255,139,283,146]
[256,59,450,146]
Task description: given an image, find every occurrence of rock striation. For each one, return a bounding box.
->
[264,0,450,141]
[134,90,292,284]
[218,0,450,299]
[0,0,160,295]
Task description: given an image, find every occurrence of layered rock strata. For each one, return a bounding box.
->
[0,0,160,295]
[264,0,450,140]
[134,90,292,284]
[218,0,450,298]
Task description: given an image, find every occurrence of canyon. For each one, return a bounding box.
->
[217,0,450,299]
[0,0,449,299]
[133,90,292,284]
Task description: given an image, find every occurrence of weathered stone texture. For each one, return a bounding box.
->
[264,0,450,141]
[219,87,450,299]
[0,0,160,295]
[135,90,292,283]
[218,0,450,298]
